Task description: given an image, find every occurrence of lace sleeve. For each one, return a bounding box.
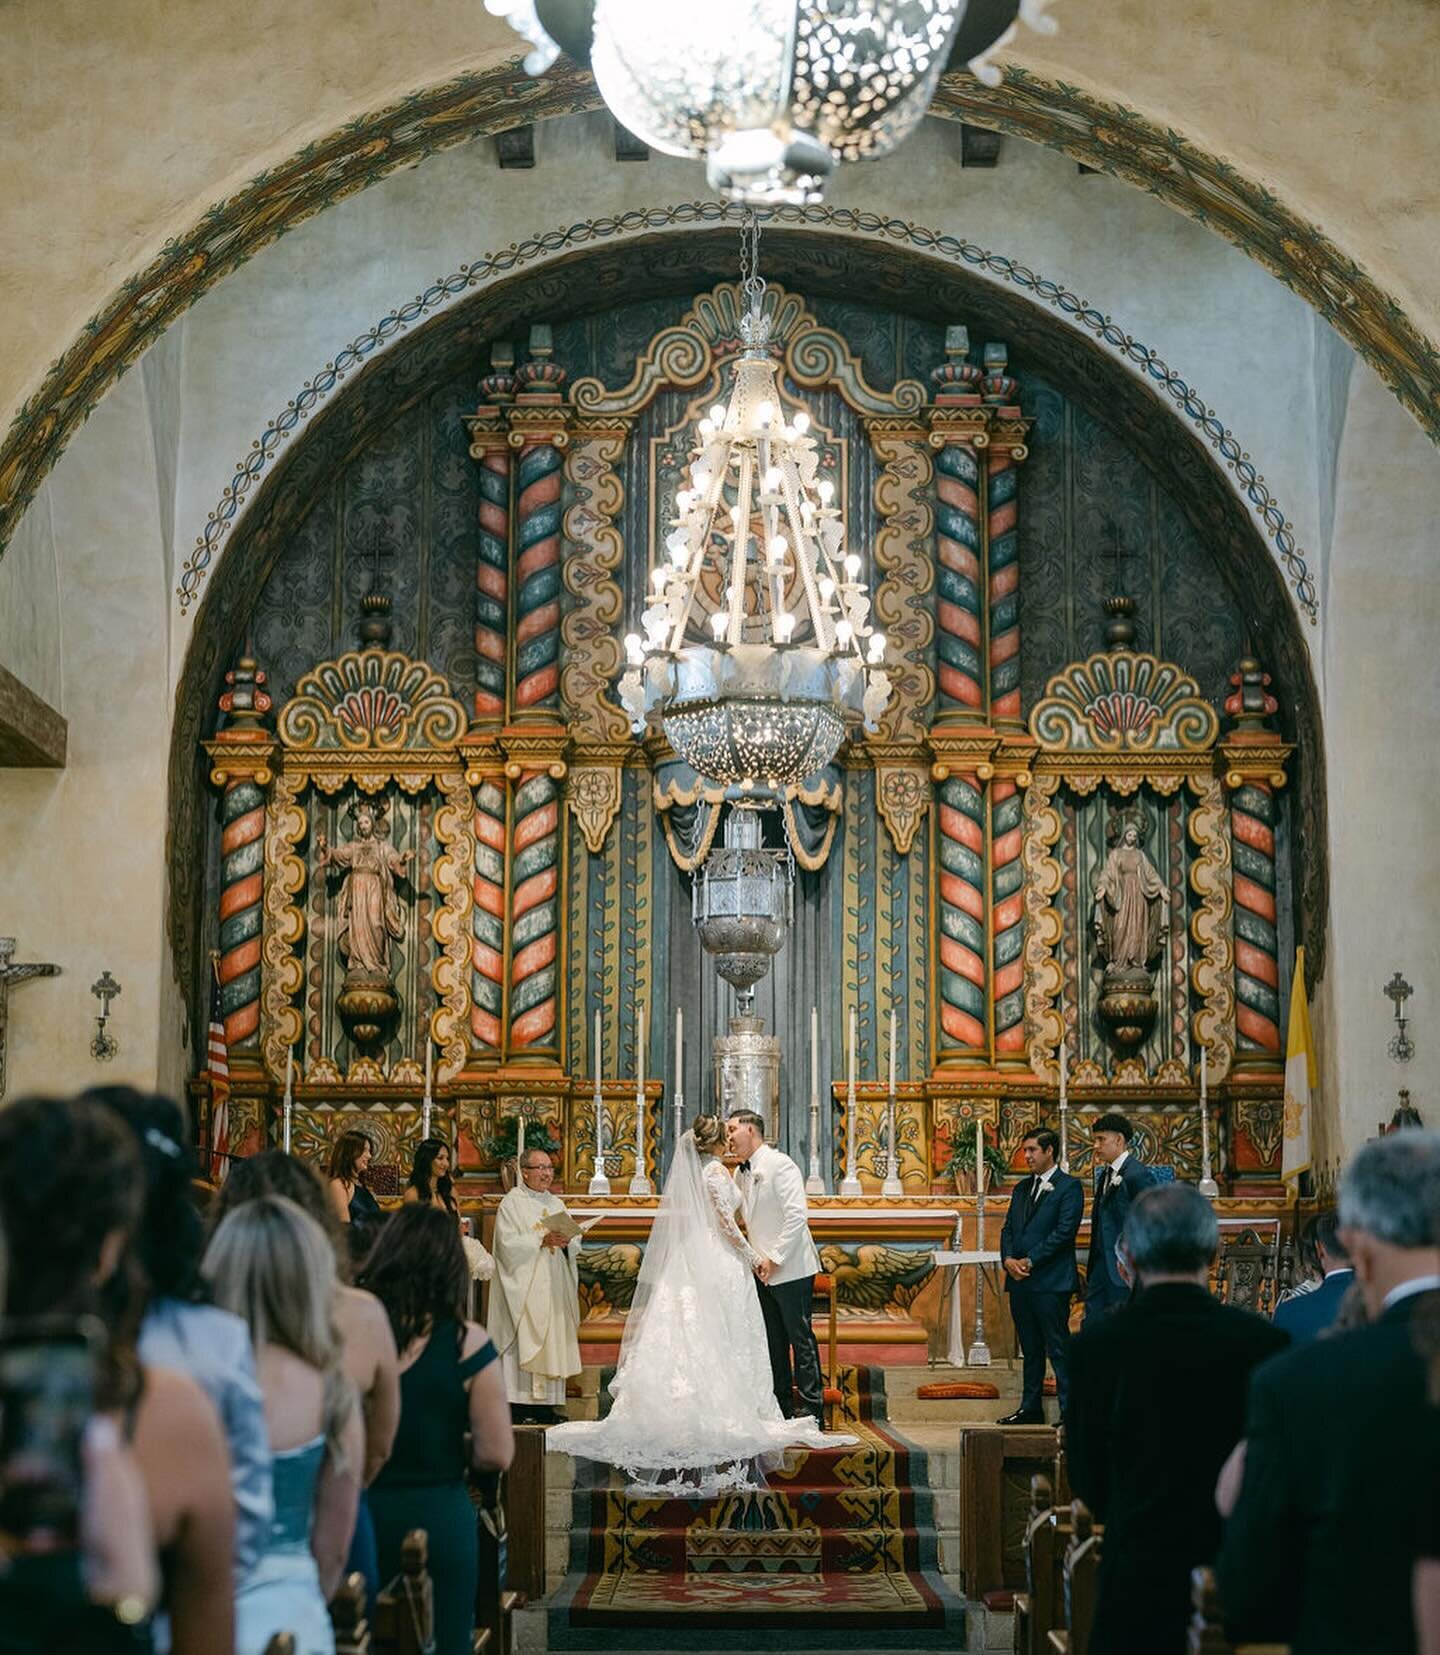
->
[704,1163,762,1270]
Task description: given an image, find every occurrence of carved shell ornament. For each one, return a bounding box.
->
[1029,652,1220,754]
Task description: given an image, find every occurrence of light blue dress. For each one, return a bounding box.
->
[139,1298,273,1583]
[235,1437,334,1655]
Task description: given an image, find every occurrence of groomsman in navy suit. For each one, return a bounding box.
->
[998,1127,1084,1423]
[1085,1112,1160,1321]
[1272,1209,1354,1343]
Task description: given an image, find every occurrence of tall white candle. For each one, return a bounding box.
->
[846,1005,858,1174]
[635,1004,646,1177]
[887,1009,898,1166]
[810,1006,819,1108]
[593,1008,603,1154]
[975,1118,986,1196]
[1059,1037,1068,1105]
[282,1045,294,1154]
[675,1006,683,1092]
[1200,1044,1208,1104]
[516,1114,525,1163]
[421,1038,433,1139]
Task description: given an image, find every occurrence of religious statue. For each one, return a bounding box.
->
[315,799,413,979]
[1092,818,1168,970]
[317,797,413,1059]
[1092,812,1168,1048]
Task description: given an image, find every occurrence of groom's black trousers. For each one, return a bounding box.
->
[755,1274,824,1423]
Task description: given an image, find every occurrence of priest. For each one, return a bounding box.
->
[489,1146,582,1423]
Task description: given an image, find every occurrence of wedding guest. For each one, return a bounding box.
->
[1273,1209,1353,1344]
[89,1087,272,1589]
[404,1137,494,1283]
[1220,1131,1440,1654]
[489,1148,582,1424]
[205,1196,362,1655]
[212,1151,399,1604]
[0,1094,233,1654]
[998,1126,1083,1423]
[326,1129,382,1262]
[360,1207,512,1655]
[1069,1182,1286,1654]
[1084,1112,1159,1320]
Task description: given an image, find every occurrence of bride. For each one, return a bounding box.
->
[547,1113,853,1492]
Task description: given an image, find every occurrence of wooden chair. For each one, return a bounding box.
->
[331,1570,371,1655]
[812,1272,842,1425]
[1215,1227,1282,1316]
[374,1529,434,1655]
[474,1468,520,1655]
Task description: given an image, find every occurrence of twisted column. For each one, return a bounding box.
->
[514,442,562,715]
[934,443,984,715]
[205,655,275,1056]
[509,769,560,1052]
[986,449,1021,723]
[470,779,507,1052]
[474,450,509,722]
[218,777,265,1048]
[990,776,1025,1057]
[1231,781,1282,1056]
[937,772,987,1052]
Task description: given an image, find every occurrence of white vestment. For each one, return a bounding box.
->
[489,1182,582,1405]
[547,1134,851,1492]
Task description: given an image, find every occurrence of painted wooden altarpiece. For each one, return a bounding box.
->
[195,278,1300,1342]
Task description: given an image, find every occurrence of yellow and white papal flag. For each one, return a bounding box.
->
[1282,946,1317,1193]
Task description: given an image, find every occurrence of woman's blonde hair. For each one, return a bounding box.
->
[692,1113,728,1154]
[203,1194,356,1470]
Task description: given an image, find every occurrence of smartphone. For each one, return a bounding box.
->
[0,1316,104,1556]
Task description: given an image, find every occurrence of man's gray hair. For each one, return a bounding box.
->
[1121,1182,1219,1274]
[1338,1129,1440,1248]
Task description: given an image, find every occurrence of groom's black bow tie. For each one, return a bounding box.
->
[737,1160,752,1173]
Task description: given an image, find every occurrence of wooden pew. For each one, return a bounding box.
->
[1012,1474,1074,1655]
[373,1529,434,1655]
[474,1468,521,1655]
[506,1425,547,1602]
[1188,1566,1291,1655]
[331,1571,371,1655]
[1046,1498,1102,1655]
[958,1423,1062,1599]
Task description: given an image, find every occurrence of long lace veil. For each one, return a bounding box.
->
[611,1129,711,1388]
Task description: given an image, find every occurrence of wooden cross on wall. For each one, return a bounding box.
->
[0,937,60,1100]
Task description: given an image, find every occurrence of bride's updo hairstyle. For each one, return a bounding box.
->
[692,1113,728,1154]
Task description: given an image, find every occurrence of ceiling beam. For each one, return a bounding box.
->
[960,123,1004,167]
[0,660,65,767]
[495,125,536,169]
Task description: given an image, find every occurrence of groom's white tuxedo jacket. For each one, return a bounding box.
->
[737,1142,821,1286]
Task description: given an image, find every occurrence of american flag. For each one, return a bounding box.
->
[207,972,231,1183]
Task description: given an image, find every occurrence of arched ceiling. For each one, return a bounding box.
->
[2,0,1439,569]
[166,226,1329,1013]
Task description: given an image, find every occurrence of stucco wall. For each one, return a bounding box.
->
[1321,361,1440,1156]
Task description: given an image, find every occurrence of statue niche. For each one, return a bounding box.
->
[1093,808,1168,1047]
[316,795,413,1055]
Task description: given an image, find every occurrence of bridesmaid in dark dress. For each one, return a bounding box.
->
[359,1207,513,1655]
[326,1129,382,1264]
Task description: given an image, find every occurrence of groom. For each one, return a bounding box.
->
[728,1110,826,1427]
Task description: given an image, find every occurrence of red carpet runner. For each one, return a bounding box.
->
[547,1368,968,1651]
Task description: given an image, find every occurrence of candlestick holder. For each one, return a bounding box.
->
[628,1098,652,1197]
[879,1095,903,1196]
[588,1152,612,1197]
[1197,1098,1219,1199]
[968,1185,991,1366]
[805,1096,825,1195]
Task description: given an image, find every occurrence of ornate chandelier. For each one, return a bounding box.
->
[618,219,891,790]
[486,1,1059,203]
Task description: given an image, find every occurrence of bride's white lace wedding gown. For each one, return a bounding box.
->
[547,1132,851,1492]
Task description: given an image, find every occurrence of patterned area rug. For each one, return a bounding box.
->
[546,1368,968,1651]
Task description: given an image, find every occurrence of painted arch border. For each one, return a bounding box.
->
[0,59,1437,586]
[178,198,1320,623]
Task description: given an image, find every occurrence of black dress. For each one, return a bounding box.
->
[346,1180,383,1263]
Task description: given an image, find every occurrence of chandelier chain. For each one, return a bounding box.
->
[740,209,766,324]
